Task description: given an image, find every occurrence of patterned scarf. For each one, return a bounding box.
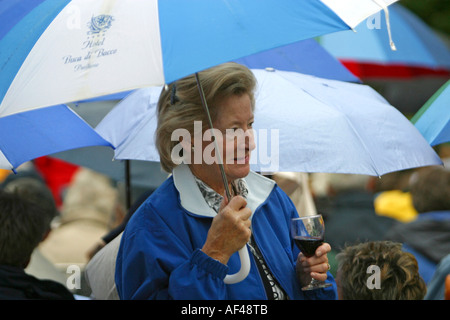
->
[194,177,248,212]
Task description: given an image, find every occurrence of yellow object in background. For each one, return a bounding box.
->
[374,190,418,223]
[0,169,10,184]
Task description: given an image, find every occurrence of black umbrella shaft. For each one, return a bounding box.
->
[195,72,232,201]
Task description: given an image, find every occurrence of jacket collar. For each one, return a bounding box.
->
[172,164,275,218]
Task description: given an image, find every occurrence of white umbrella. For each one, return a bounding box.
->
[96,69,442,177]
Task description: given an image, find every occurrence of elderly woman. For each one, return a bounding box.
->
[115,62,336,300]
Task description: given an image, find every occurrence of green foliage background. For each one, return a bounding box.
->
[401,0,450,35]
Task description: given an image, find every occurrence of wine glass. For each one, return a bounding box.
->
[291,214,332,291]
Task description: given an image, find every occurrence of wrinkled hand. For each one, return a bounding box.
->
[202,195,252,265]
[296,243,331,287]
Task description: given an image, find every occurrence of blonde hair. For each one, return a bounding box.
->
[156,62,256,172]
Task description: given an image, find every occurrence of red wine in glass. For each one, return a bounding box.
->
[294,236,324,257]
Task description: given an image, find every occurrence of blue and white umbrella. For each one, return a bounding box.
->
[0,0,398,118]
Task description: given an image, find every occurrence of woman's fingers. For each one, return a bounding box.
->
[315,242,331,257]
[296,243,332,284]
[203,195,252,264]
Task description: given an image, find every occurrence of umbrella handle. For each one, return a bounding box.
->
[223,246,251,284]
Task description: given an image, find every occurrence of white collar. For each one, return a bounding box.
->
[172,163,276,218]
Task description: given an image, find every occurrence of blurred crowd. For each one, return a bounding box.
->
[0,143,449,300]
[0,157,130,298]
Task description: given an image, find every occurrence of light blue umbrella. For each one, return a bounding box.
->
[411,80,450,146]
[96,69,442,177]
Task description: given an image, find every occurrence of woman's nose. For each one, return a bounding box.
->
[237,128,255,152]
[246,129,256,152]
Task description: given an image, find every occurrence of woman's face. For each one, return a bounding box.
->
[190,93,255,191]
[213,93,255,181]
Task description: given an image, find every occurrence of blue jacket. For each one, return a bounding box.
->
[115,164,337,300]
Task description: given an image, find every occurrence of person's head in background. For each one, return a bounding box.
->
[335,241,426,300]
[409,165,450,214]
[0,183,56,268]
[434,143,450,169]
[2,176,58,243]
